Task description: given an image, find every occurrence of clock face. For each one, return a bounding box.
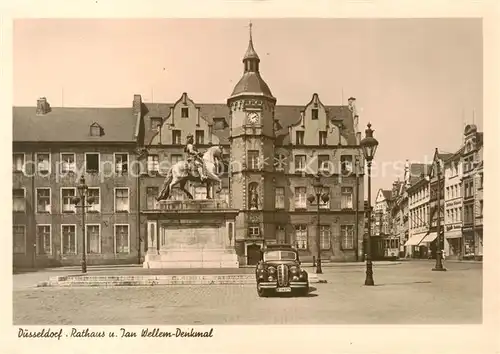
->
[247,112,259,125]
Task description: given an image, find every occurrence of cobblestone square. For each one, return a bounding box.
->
[13,261,482,325]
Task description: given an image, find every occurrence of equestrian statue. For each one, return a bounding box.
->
[154,133,224,201]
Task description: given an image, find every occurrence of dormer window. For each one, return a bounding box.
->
[213,117,227,130]
[312,109,318,120]
[90,123,102,137]
[150,117,162,130]
[296,131,305,145]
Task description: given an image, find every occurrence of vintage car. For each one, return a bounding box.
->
[255,244,309,297]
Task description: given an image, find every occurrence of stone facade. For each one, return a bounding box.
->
[13,27,365,268]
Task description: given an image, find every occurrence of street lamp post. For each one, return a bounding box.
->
[360,123,379,286]
[433,151,446,271]
[72,175,95,274]
[308,175,330,274]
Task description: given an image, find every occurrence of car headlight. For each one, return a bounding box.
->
[292,276,299,281]
[268,266,276,274]
[268,276,274,281]
[289,266,299,274]
[257,263,265,270]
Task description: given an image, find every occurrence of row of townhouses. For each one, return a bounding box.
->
[372,124,483,260]
[12,30,366,268]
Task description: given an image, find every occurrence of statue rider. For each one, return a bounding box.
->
[184,133,207,182]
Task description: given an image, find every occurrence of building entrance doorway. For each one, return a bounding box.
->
[246,244,262,265]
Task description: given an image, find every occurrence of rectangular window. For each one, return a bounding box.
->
[276,225,286,244]
[312,108,318,120]
[294,187,307,209]
[294,155,306,172]
[86,224,101,254]
[248,225,260,237]
[181,107,189,118]
[341,155,353,174]
[172,130,182,145]
[115,224,130,254]
[319,187,330,209]
[479,174,483,189]
[320,225,331,250]
[87,188,100,212]
[85,153,99,173]
[146,187,159,210]
[275,187,285,209]
[115,188,130,212]
[60,153,76,173]
[13,225,26,254]
[61,188,76,213]
[319,131,327,145]
[341,225,354,250]
[317,154,330,172]
[296,131,305,145]
[294,225,307,250]
[150,117,162,130]
[171,154,183,166]
[148,155,159,172]
[36,153,50,174]
[114,153,129,174]
[37,225,51,255]
[479,200,483,216]
[61,225,77,255]
[195,130,205,145]
[341,187,353,209]
[13,153,25,172]
[247,150,259,170]
[36,188,51,213]
[13,189,26,212]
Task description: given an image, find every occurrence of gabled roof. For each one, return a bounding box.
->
[142,102,357,146]
[381,190,392,200]
[13,106,137,143]
[409,163,432,185]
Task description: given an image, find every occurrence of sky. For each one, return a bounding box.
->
[13,18,483,197]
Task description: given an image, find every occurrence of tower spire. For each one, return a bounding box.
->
[249,20,253,42]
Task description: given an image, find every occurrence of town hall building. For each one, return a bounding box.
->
[13,26,365,268]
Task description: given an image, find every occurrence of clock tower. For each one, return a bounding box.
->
[227,22,277,263]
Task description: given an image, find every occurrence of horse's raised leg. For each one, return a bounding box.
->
[180,180,194,200]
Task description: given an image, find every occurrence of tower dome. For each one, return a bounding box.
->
[229,22,275,100]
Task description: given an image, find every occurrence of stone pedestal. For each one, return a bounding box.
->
[143,199,240,269]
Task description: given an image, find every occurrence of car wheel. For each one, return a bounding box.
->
[257,282,269,297]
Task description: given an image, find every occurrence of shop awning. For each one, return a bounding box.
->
[445,230,462,239]
[419,232,437,244]
[404,234,426,246]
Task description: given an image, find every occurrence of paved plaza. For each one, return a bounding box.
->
[13,261,482,325]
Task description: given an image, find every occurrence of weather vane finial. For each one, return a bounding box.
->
[249,20,253,41]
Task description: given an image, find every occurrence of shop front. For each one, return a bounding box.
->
[445,224,463,260]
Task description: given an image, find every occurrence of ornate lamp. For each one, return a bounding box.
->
[360,123,378,163]
[360,123,379,286]
[309,175,325,274]
[71,175,95,274]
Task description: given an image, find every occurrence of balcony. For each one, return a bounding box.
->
[157,199,229,211]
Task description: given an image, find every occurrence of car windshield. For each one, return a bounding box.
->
[263,250,297,261]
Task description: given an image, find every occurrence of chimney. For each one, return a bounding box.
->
[36,97,51,115]
[133,94,142,116]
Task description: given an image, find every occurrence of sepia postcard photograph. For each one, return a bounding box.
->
[3,1,499,354]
